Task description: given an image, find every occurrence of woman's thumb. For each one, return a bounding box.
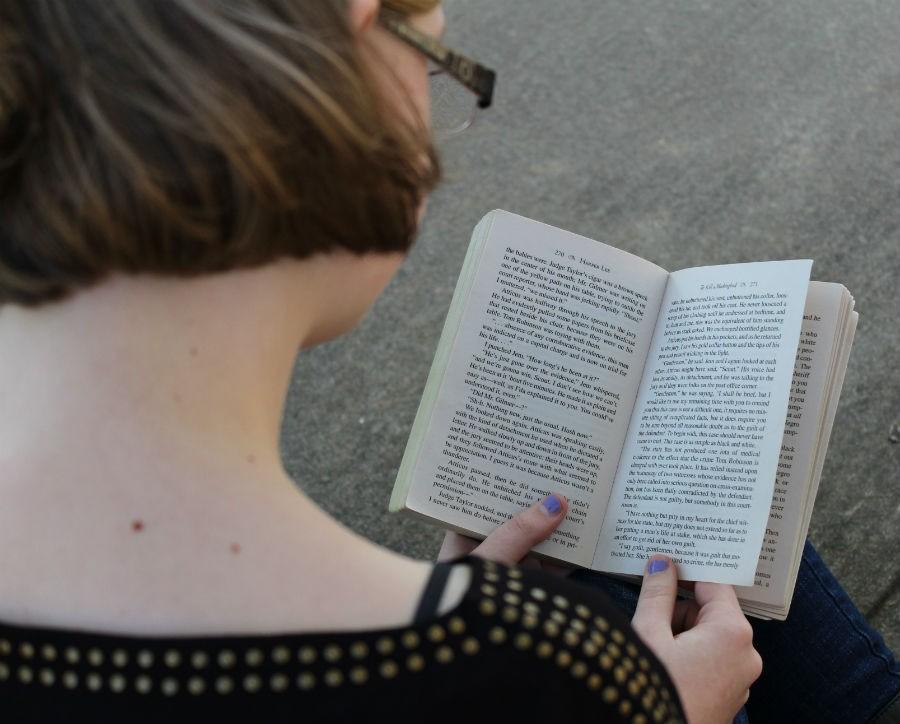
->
[631,555,678,642]
[471,494,568,566]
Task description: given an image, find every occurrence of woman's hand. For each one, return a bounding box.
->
[631,555,763,724]
[437,494,572,572]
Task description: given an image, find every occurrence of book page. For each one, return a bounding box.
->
[736,282,847,606]
[405,211,668,566]
[594,260,812,583]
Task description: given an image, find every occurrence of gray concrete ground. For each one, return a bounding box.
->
[280,0,900,649]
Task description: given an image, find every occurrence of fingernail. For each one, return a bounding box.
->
[540,494,562,515]
[647,558,669,575]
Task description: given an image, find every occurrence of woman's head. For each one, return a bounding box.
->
[0,0,442,308]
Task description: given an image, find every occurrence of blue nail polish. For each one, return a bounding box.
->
[648,559,669,575]
[541,494,562,515]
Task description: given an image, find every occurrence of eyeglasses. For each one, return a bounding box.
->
[378,10,496,138]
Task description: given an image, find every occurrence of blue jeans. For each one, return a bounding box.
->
[568,541,900,723]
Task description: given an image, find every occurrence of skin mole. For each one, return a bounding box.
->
[131,519,145,532]
[230,543,241,554]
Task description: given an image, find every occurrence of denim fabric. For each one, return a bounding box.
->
[568,541,900,723]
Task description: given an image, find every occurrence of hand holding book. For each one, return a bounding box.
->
[391,210,857,620]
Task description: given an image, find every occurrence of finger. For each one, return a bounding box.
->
[470,494,568,566]
[693,581,743,622]
[437,531,480,562]
[632,555,678,641]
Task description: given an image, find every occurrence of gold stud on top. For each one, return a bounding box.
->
[535,641,553,659]
[62,671,79,689]
[575,604,591,619]
[218,649,237,668]
[39,668,56,686]
[401,631,420,649]
[109,673,127,693]
[479,599,497,616]
[543,621,560,638]
[556,650,572,668]
[619,700,633,716]
[521,614,539,630]
[270,673,289,692]
[215,675,234,694]
[530,588,547,602]
[435,646,454,664]
[508,567,523,579]
[461,637,480,655]
[322,645,342,663]
[87,648,104,666]
[563,630,580,647]
[508,579,523,591]
[163,649,181,668]
[245,648,264,666]
[513,632,532,650]
[448,616,466,635]
[349,666,369,685]
[40,644,57,661]
[111,649,128,668]
[17,666,33,684]
[570,619,587,634]
[86,672,103,691]
[601,685,618,703]
[187,676,205,695]
[488,626,507,644]
[523,601,540,616]
[375,637,394,656]
[296,672,316,690]
[550,610,567,625]
[0,663,9,681]
[19,641,35,659]
[594,616,610,632]
[298,646,317,664]
[0,639,11,655]
[427,624,445,643]
[271,646,290,665]
[571,661,588,679]
[379,660,399,679]
[408,653,426,671]
[160,677,179,696]
[137,649,153,668]
[480,584,497,597]
[135,675,153,694]
[243,673,262,692]
[191,651,209,669]
[502,592,521,606]
[587,673,602,690]
[552,595,569,610]
[349,641,369,659]
[502,607,519,623]
[583,641,599,657]
[484,571,500,583]
[611,629,626,645]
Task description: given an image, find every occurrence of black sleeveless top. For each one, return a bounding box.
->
[0,555,685,723]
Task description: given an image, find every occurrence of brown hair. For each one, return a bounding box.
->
[0,0,441,307]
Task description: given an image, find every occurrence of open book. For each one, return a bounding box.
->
[390,210,857,620]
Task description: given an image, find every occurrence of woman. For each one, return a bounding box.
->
[0,1,895,722]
